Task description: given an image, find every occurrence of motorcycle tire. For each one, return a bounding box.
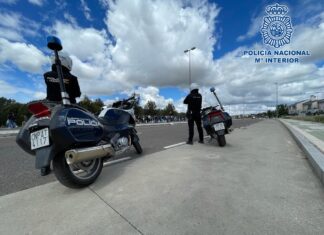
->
[133,141,143,154]
[53,153,103,188]
[218,135,226,147]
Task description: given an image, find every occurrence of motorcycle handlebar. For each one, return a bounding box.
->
[201,105,220,111]
[123,94,138,103]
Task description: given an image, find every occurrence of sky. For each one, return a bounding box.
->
[0,0,324,114]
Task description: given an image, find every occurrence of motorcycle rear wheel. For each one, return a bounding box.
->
[53,154,103,188]
[218,135,226,147]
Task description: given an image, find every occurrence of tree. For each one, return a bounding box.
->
[134,102,144,118]
[78,96,104,115]
[267,110,275,118]
[144,100,158,116]
[93,98,104,115]
[276,104,288,117]
[162,102,177,116]
[0,97,30,127]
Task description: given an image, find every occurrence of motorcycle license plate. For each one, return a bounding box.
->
[213,123,225,131]
[30,128,50,150]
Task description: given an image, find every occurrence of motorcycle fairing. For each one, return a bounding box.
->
[16,115,37,156]
[50,106,104,149]
[99,108,135,132]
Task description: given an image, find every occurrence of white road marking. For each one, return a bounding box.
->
[164,136,211,149]
[137,122,186,127]
[0,130,19,135]
[164,142,186,149]
[103,157,132,167]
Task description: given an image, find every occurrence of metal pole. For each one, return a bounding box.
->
[243,96,245,118]
[212,91,224,111]
[189,50,191,87]
[275,82,278,118]
[54,50,70,105]
[184,47,195,89]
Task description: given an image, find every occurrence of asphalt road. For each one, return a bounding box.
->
[0,118,261,196]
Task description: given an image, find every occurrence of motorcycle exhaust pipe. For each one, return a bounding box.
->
[65,144,115,165]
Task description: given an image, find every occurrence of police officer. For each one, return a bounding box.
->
[41,52,81,176]
[184,83,204,144]
[44,51,81,104]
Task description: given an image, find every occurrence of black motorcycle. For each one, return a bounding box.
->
[16,36,142,188]
[201,87,232,147]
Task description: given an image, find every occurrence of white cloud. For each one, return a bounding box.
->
[0,11,20,28]
[105,0,220,87]
[33,91,46,99]
[211,47,323,107]
[80,0,92,21]
[2,0,322,116]
[52,21,110,61]
[28,0,45,6]
[237,15,263,42]
[284,22,324,62]
[0,11,40,42]
[125,86,174,109]
[63,13,78,26]
[38,1,222,99]
[0,80,31,96]
[0,38,48,73]
[0,80,46,103]
[45,0,323,115]
[0,26,23,41]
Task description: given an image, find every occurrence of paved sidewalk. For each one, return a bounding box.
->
[281,119,324,185]
[1,120,323,234]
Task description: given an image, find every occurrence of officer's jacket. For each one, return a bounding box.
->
[43,65,81,104]
[183,89,202,114]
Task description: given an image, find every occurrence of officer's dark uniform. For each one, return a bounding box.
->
[184,89,204,144]
[41,65,81,176]
[44,65,81,103]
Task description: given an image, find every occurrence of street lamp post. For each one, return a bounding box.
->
[275,82,278,118]
[184,47,196,87]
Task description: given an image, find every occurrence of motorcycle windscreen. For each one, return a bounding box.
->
[102,109,130,126]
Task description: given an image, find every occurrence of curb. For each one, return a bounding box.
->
[280,119,324,186]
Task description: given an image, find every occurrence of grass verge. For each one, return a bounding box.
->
[284,115,324,123]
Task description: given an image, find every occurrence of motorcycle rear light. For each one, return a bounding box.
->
[208,111,224,121]
[28,102,51,118]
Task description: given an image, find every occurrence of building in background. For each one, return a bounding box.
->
[288,96,324,115]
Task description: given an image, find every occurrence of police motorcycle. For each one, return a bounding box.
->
[16,36,142,188]
[201,87,232,147]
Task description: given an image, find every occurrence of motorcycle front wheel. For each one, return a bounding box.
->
[53,153,103,188]
[133,141,143,154]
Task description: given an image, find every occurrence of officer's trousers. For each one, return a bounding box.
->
[188,113,204,142]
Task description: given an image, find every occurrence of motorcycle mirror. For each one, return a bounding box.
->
[210,87,215,92]
[47,36,62,51]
